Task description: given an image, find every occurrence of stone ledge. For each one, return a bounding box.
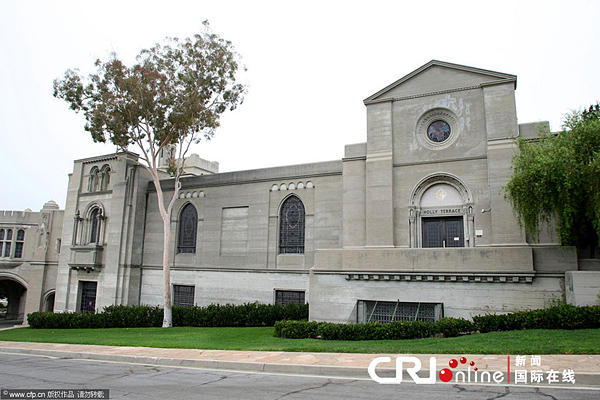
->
[344,273,535,284]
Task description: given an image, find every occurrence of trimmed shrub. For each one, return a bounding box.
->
[473,304,600,333]
[27,302,309,329]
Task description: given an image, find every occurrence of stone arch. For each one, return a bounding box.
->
[408,173,475,248]
[0,272,28,323]
[43,290,56,312]
[80,202,106,245]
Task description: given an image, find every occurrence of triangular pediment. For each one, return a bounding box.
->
[364,60,517,104]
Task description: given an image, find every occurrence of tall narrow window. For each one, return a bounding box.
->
[0,229,4,257]
[88,207,102,245]
[88,167,99,192]
[279,196,305,254]
[14,229,24,258]
[178,203,198,253]
[3,229,12,257]
[99,165,111,191]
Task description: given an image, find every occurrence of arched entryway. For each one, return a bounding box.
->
[0,275,28,325]
[409,174,475,248]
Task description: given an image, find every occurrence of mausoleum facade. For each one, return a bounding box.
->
[3,61,599,324]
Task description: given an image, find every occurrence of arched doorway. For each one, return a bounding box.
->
[409,174,475,248]
[0,276,28,325]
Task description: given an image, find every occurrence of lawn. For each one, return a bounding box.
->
[1,327,599,354]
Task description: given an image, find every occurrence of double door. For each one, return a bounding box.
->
[422,217,464,248]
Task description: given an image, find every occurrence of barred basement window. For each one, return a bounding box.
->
[173,285,195,306]
[178,203,198,254]
[279,196,305,254]
[275,290,305,306]
[357,300,443,323]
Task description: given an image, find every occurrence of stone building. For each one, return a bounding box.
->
[0,201,63,322]
[4,61,599,324]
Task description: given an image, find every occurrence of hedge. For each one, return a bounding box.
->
[472,304,600,333]
[274,317,474,340]
[27,302,308,329]
[274,304,600,340]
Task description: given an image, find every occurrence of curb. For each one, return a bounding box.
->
[2,346,600,388]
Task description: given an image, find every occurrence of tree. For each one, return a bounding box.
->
[53,21,246,327]
[504,103,600,249]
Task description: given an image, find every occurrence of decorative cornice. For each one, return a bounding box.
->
[342,272,535,283]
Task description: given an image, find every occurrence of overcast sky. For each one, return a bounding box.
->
[1,0,599,211]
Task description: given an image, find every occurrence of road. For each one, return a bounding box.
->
[0,353,599,399]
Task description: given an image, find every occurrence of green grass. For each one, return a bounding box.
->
[1,327,600,354]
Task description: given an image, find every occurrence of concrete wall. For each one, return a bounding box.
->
[566,271,600,306]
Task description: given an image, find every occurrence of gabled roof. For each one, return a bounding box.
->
[363,60,517,105]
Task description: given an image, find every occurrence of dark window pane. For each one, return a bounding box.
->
[279,196,305,254]
[14,242,23,258]
[80,281,97,313]
[275,290,305,305]
[16,229,24,241]
[178,204,198,253]
[89,209,100,244]
[173,285,195,306]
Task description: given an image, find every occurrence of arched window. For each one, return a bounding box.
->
[178,203,198,254]
[99,165,111,191]
[87,206,103,245]
[279,196,305,254]
[88,167,99,192]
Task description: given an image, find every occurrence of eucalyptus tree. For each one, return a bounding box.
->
[53,21,246,326]
[505,104,600,249]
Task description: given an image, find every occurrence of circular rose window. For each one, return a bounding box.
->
[427,120,451,143]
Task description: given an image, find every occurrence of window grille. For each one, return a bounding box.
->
[275,290,305,306]
[279,196,305,254]
[358,300,443,323]
[178,204,198,254]
[173,285,195,306]
[79,281,97,313]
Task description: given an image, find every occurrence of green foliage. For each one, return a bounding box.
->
[504,103,600,247]
[52,21,246,154]
[275,305,600,340]
[473,304,600,333]
[274,317,475,340]
[27,302,308,329]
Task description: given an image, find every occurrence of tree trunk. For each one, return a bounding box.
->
[150,172,174,328]
[162,217,172,327]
